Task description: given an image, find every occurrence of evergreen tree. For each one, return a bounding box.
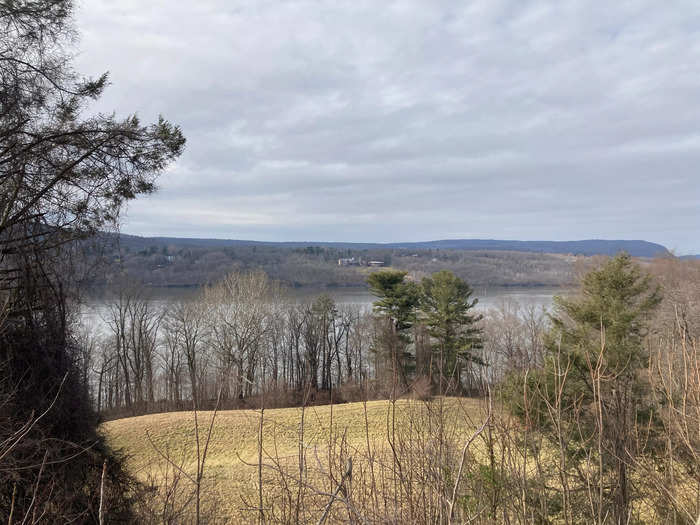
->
[367,270,420,390]
[507,253,662,523]
[419,270,483,394]
[0,1,184,520]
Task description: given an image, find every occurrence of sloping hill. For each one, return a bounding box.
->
[90,234,668,289]
[116,234,669,257]
[102,399,484,522]
[389,239,669,257]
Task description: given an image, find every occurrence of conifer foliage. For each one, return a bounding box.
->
[0,1,184,521]
[506,253,662,523]
[368,269,483,394]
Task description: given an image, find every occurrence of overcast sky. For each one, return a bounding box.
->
[75,1,700,253]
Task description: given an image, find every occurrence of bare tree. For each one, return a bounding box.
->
[203,270,279,400]
[166,300,209,408]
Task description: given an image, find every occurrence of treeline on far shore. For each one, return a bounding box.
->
[83,235,579,289]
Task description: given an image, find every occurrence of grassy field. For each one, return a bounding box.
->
[101,397,697,524]
[101,398,487,522]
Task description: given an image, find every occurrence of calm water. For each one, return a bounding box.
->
[286,286,563,311]
[79,286,565,335]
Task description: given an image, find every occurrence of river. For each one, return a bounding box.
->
[285,286,563,310]
[79,286,565,335]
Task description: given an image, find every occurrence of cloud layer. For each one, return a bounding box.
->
[75,1,700,253]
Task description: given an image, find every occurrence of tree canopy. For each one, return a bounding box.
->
[0,0,185,262]
[367,269,420,331]
[506,253,663,523]
[368,269,483,394]
[420,269,483,392]
[0,1,185,521]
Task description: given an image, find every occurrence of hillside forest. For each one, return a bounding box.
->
[87,234,578,289]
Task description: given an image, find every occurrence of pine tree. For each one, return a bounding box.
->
[0,1,184,520]
[507,253,662,523]
[420,270,483,394]
[367,270,420,391]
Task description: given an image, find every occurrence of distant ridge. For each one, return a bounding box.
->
[389,239,669,257]
[116,234,669,258]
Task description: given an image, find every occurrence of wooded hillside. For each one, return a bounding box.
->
[89,234,580,288]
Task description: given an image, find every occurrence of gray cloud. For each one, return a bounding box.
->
[75,0,700,253]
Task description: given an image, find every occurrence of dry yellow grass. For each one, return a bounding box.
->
[100,399,691,523]
[101,397,486,522]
